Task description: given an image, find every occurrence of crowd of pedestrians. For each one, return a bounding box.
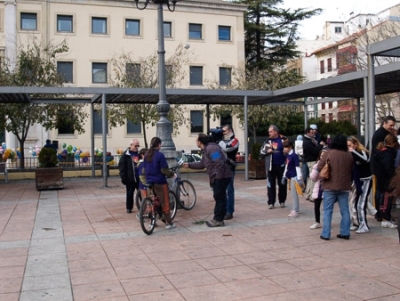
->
[118,116,399,241]
[260,116,399,241]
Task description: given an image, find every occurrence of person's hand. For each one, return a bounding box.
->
[297,178,304,187]
[182,163,189,168]
[173,173,178,179]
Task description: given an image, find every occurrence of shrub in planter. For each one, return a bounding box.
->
[38,147,58,167]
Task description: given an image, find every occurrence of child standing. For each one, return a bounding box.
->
[309,150,326,229]
[282,140,304,217]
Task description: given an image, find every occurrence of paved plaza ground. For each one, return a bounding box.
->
[0,171,400,301]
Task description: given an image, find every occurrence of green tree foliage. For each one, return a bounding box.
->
[207,66,303,142]
[0,40,88,168]
[108,45,191,148]
[242,0,322,70]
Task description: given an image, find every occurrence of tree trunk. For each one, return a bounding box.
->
[19,140,25,169]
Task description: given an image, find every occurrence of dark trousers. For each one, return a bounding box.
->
[213,178,230,222]
[126,184,137,210]
[267,165,287,205]
[314,198,322,223]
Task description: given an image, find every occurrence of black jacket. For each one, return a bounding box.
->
[375,146,397,191]
[303,135,322,162]
[370,126,390,174]
[118,148,139,186]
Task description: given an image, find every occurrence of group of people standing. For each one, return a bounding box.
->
[260,116,400,241]
[117,117,400,239]
[119,124,240,229]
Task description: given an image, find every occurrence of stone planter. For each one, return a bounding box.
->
[248,160,266,179]
[35,167,64,190]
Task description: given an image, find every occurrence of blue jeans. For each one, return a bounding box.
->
[226,171,235,214]
[321,189,350,239]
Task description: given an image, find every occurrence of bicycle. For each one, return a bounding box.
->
[169,164,197,210]
[138,185,177,235]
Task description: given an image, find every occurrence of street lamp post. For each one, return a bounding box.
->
[134,0,178,157]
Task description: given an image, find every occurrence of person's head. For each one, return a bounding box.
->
[145,137,161,162]
[310,124,318,131]
[196,133,209,149]
[305,127,315,136]
[378,133,399,150]
[296,135,303,141]
[330,134,348,152]
[347,136,368,154]
[139,148,148,159]
[282,140,293,154]
[268,125,279,139]
[222,124,234,137]
[46,139,51,144]
[129,139,140,152]
[150,137,161,149]
[381,116,396,132]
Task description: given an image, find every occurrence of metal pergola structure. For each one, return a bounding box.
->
[1,35,400,185]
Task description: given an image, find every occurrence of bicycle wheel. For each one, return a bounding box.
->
[178,180,197,210]
[139,197,156,235]
[169,191,177,220]
[135,191,142,211]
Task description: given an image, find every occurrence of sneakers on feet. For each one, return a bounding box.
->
[309,222,321,229]
[280,203,285,208]
[381,221,397,229]
[350,225,359,231]
[206,220,225,227]
[165,223,176,230]
[356,227,370,234]
[288,211,299,217]
[268,204,274,209]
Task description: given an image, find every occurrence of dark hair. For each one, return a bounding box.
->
[376,133,399,151]
[330,134,348,151]
[197,133,210,145]
[139,148,148,157]
[383,115,396,124]
[46,139,51,144]
[222,124,234,135]
[145,137,161,162]
[305,127,313,134]
[283,140,293,148]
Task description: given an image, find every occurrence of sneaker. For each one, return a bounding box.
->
[268,204,274,209]
[165,223,176,230]
[206,220,225,227]
[288,211,299,217]
[350,225,358,231]
[309,222,321,229]
[381,221,397,229]
[280,203,285,208]
[356,227,369,234]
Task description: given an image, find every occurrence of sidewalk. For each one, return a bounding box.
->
[0,171,399,301]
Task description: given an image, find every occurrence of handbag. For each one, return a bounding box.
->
[320,159,330,180]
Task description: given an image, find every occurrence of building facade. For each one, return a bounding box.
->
[1,0,247,155]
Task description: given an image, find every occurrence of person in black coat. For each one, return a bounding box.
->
[370,115,396,221]
[118,139,140,213]
[375,133,398,229]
